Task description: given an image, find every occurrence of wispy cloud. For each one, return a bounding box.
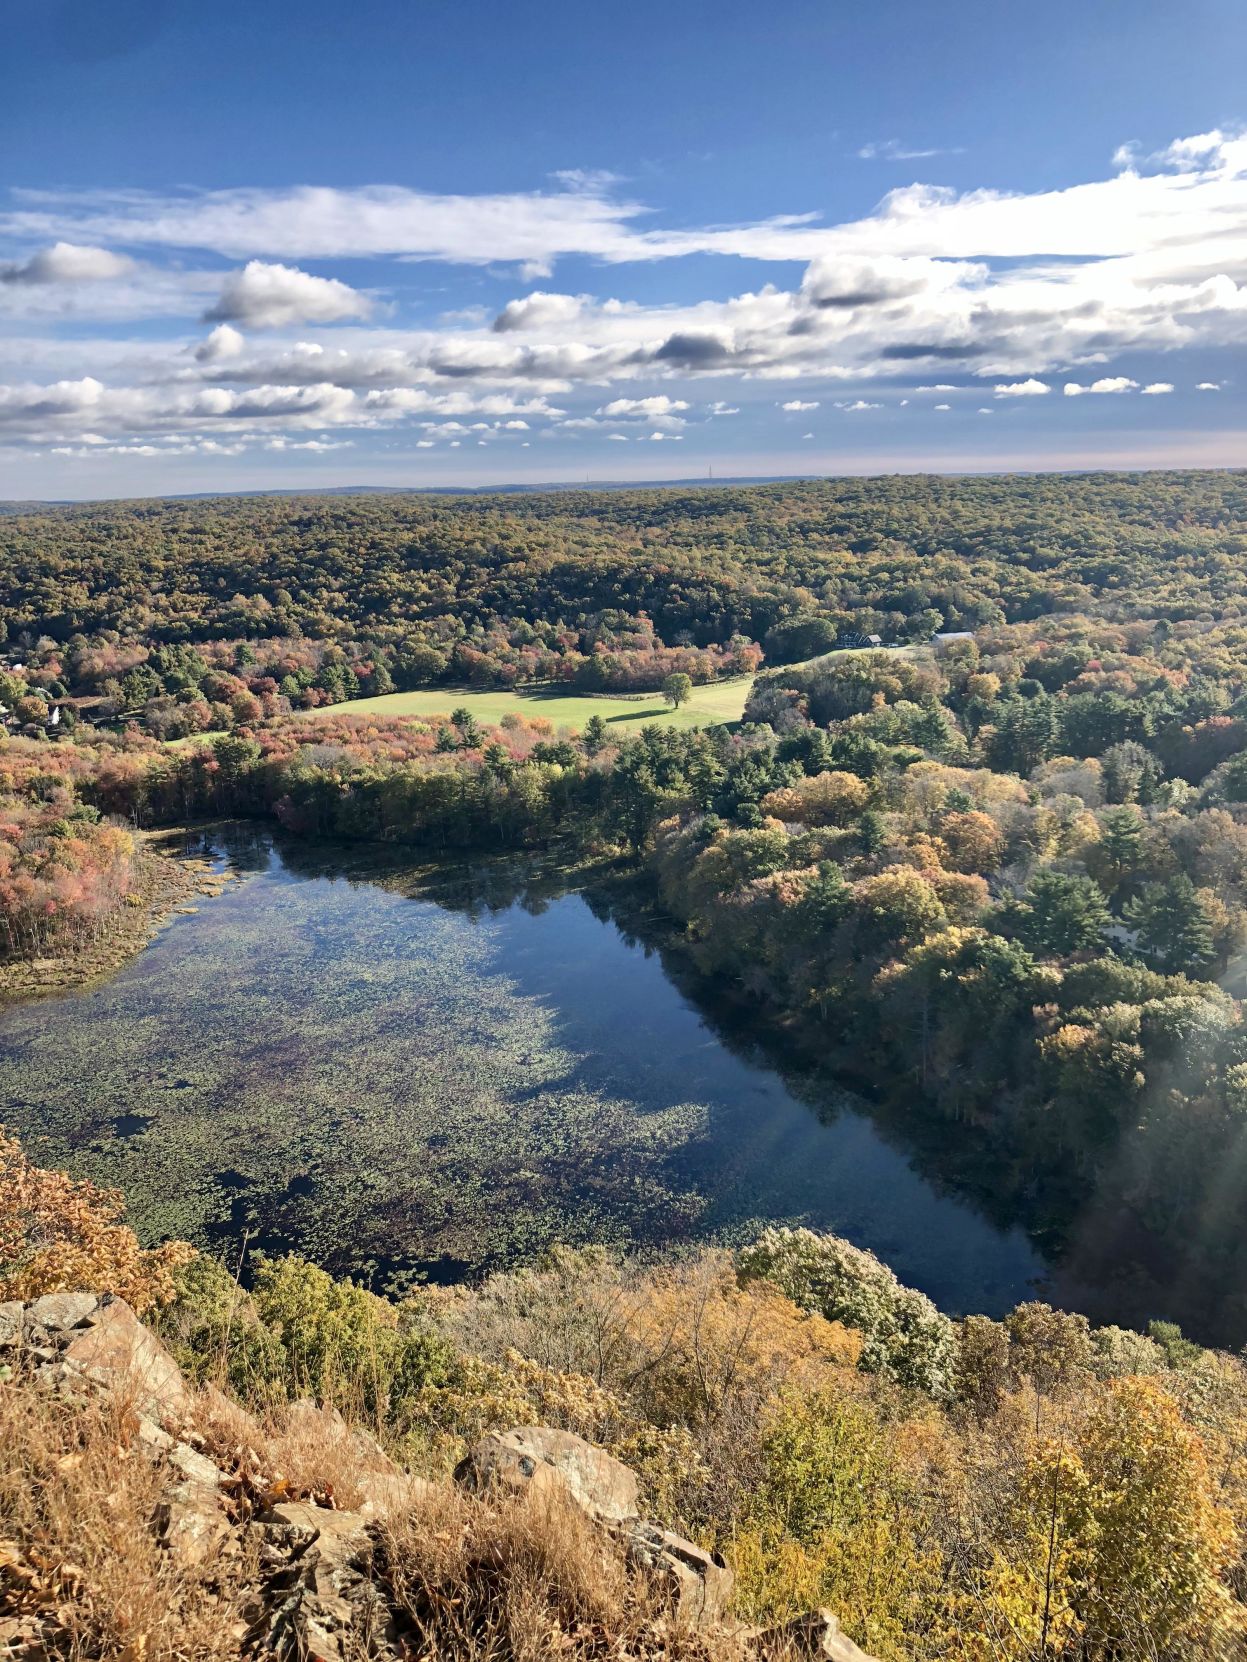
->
[857,139,963,162]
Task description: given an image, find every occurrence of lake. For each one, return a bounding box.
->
[0,824,1045,1316]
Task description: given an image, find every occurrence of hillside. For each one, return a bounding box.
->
[5,1129,1247,1660]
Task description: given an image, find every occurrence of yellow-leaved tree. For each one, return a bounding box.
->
[965,1376,1241,1659]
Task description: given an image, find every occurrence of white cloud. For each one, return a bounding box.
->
[1,241,133,284]
[1064,376,1139,396]
[205,261,373,328]
[597,394,689,419]
[995,379,1051,397]
[934,403,951,410]
[608,433,629,441]
[194,323,245,363]
[801,431,815,438]
[1197,381,1222,390]
[780,399,820,411]
[5,128,1247,465]
[1141,382,1174,395]
[857,140,963,162]
[835,399,882,411]
[492,291,589,331]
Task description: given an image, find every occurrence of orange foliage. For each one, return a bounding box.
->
[0,1126,194,1313]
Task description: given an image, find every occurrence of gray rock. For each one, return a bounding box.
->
[621,1519,734,1630]
[27,1292,100,1332]
[56,1294,190,1429]
[457,1425,641,1525]
[259,1502,384,1661]
[0,1301,28,1347]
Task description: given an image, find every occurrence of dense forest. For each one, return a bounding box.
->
[2,470,1246,738]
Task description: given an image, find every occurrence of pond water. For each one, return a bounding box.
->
[0,824,1046,1315]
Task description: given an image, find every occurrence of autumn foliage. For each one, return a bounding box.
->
[0,1126,193,1312]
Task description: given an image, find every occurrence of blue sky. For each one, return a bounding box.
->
[2,0,1245,497]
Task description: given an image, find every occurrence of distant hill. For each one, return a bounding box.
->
[0,475,816,509]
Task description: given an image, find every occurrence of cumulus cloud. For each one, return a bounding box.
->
[1197,381,1222,390]
[5,128,1247,466]
[1142,382,1174,395]
[1,241,134,284]
[1064,376,1139,396]
[492,291,590,332]
[835,399,882,411]
[194,323,245,363]
[597,395,689,419]
[204,261,373,328]
[780,399,820,411]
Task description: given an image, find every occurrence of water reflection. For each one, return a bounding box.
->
[0,825,1046,1316]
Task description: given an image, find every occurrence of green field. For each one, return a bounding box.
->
[301,675,757,734]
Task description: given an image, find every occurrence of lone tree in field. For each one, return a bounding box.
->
[662,672,693,709]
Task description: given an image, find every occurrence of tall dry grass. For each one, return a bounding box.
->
[378,1482,748,1662]
[0,1381,254,1662]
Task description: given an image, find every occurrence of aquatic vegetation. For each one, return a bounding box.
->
[0,827,1041,1308]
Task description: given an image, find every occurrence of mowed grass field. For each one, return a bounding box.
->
[300,675,757,734]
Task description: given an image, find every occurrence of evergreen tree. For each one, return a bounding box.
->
[1125,875,1215,976]
[1020,870,1113,957]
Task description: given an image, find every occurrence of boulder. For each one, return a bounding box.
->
[26,1291,100,1331]
[751,1608,880,1661]
[259,1501,398,1661]
[621,1519,734,1630]
[56,1295,191,1429]
[456,1425,640,1525]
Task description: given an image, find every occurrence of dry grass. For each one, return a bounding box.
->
[195,1391,414,1515]
[378,1482,748,1662]
[0,1380,254,1662]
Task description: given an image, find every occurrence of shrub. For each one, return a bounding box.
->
[0,1125,193,1313]
[738,1227,957,1398]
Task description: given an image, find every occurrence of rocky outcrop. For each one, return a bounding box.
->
[0,1293,880,1661]
[456,1426,734,1631]
[622,1519,735,1630]
[456,1423,641,1524]
[257,1501,397,1661]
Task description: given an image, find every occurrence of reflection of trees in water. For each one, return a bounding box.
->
[156,821,275,872]
[201,826,1243,1342]
[267,834,580,920]
[582,877,1043,1238]
[572,878,1247,1342]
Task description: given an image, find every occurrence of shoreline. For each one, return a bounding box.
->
[0,840,236,1006]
